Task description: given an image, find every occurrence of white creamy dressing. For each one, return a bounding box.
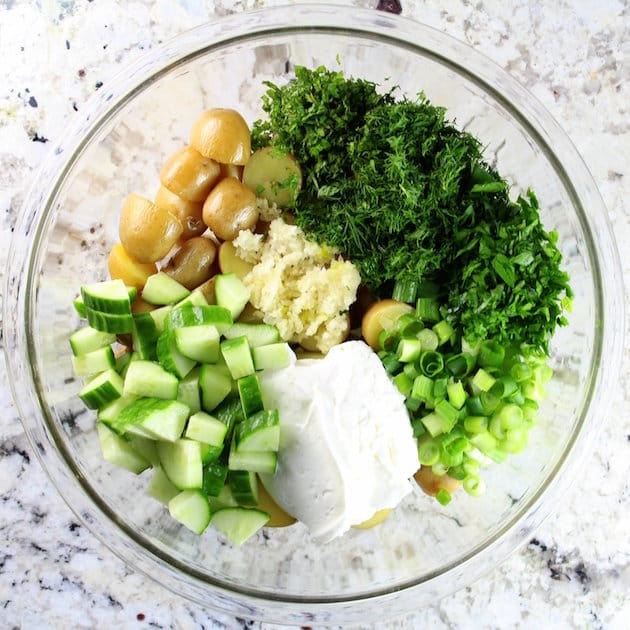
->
[259,340,420,542]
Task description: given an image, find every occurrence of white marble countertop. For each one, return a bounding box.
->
[1,1,628,628]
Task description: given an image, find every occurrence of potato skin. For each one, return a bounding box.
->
[361,299,414,350]
[159,146,221,202]
[163,237,218,290]
[108,242,157,290]
[414,466,461,497]
[154,185,206,239]
[190,108,251,166]
[202,178,259,241]
[119,193,183,263]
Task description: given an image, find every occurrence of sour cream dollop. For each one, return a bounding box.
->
[259,340,420,542]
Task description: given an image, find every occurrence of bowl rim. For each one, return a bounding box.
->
[3,3,625,624]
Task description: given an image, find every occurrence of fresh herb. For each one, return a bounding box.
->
[253,66,572,353]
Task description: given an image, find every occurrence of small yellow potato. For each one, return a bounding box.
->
[256,480,297,528]
[163,237,218,290]
[246,148,301,204]
[237,302,263,324]
[414,466,461,498]
[190,108,251,166]
[361,299,414,351]
[217,240,254,279]
[131,296,155,314]
[119,193,183,263]
[352,508,392,530]
[154,185,206,239]
[242,146,302,208]
[108,242,157,290]
[196,276,216,304]
[159,146,221,202]
[219,162,244,181]
[202,178,259,241]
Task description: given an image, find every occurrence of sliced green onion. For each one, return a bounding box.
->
[392,278,418,304]
[411,374,433,402]
[435,489,452,505]
[405,396,422,413]
[421,411,454,437]
[479,391,500,414]
[463,415,488,434]
[470,368,496,393]
[417,328,439,351]
[378,329,399,352]
[432,320,454,346]
[491,375,518,399]
[510,361,531,382]
[398,317,425,338]
[396,337,422,363]
[432,377,448,402]
[417,436,440,466]
[445,352,476,377]
[463,475,485,497]
[416,296,440,322]
[431,461,449,476]
[393,372,413,396]
[419,351,444,378]
[521,379,546,401]
[380,352,401,375]
[410,417,427,438]
[403,361,420,380]
[435,399,459,426]
[447,380,467,409]
[478,340,506,367]
[463,457,480,476]
[501,426,529,453]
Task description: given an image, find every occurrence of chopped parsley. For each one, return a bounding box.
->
[252,66,572,353]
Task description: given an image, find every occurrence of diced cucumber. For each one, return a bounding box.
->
[252,343,293,371]
[199,442,223,464]
[174,289,208,309]
[221,336,254,379]
[142,272,190,305]
[214,273,250,320]
[235,409,280,452]
[81,279,134,314]
[157,438,203,489]
[228,438,278,474]
[123,360,179,400]
[223,323,280,348]
[71,345,115,376]
[96,423,151,474]
[174,325,220,363]
[128,434,160,467]
[177,367,202,414]
[149,304,173,333]
[165,304,233,334]
[213,394,244,440]
[97,393,138,426]
[185,411,228,447]
[114,397,190,442]
[73,295,87,318]
[156,330,196,379]
[237,374,264,417]
[211,507,270,546]
[199,363,232,412]
[203,461,229,498]
[115,349,133,376]
[132,312,159,361]
[228,469,259,506]
[78,368,124,409]
[69,326,116,356]
[168,489,211,535]
[85,309,134,334]
[147,466,180,505]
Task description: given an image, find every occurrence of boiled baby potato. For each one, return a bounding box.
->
[154,185,206,239]
[219,162,244,181]
[159,146,221,202]
[202,178,259,241]
[218,240,253,279]
[237,302,263,324]
[119,193,183,263]
[256,479,296,528]
[131,296,156,314]
[195,276,216,304]
[190,108,251,166]
[361,299,414,351]
[163,237,218,290]
[352,508,392,530]
[414,466,461,497]
[242,146,302,208]
[108,242,157,290]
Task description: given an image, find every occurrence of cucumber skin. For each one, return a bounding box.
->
[211,507,270,546]
[168,490,211,535]
[237,374,264,417]
[158,439,204,490]
[96,423,151,475]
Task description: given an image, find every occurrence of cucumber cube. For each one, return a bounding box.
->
[158,439,204,489]
[168,489,211,534]
[156,330,197,379]
[199,364,233,412]
[78,368,124,409]
[142,272,190,305]
[71,345,115,376]
[235,409,280,452]
[215,273,251,320]
[211,506,270,546]
[237,374,264,417]
[185,411,228,447]
[147,466,180,505]
[174,325,220,363]
[96,423,151,474]
[69,326,116,356]
[221,336,255,380]
[123,360,179,400]
[251,343,293,371]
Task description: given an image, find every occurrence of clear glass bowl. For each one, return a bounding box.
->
[3,5,624,625]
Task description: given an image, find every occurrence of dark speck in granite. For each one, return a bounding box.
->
[376,0,402,14]
[30,133,48,143]
[529,538,593,593]
[95,81,103,89]
[27,96,38,107]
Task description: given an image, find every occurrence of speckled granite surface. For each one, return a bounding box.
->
[1,1,629,628]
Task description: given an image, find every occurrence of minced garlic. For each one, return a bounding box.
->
[233,218,361,354]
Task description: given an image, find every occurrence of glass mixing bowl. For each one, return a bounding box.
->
[3,4,624,625]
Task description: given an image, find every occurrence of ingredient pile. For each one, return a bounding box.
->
[68,66,572,546]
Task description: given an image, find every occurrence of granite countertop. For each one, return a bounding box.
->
[1,1,628,628]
